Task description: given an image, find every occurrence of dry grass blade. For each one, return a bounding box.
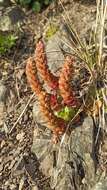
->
[52,0,107,187]
[97,0,107,67]
[9,93,35,134]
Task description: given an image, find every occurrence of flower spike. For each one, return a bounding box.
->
[34,40,58,90]
[59,56,79,107]
[26,56,66,138]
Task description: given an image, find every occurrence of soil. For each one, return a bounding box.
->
[0,0,107,190]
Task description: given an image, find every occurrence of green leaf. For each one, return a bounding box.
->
[0,33,17,55]
[44,0,50,5]
[32,1,41,13]
[45,24,58,40]
[105,105,107,113]
[54,106,77,121]
[19,0,31,6]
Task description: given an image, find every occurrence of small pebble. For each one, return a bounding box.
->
[16,132,25,142]
[32,186,39,190]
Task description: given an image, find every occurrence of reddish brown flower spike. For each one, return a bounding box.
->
[26,57,42,95]
[59,56,79,107]
[34,40,58,90]
[26,56,66,138]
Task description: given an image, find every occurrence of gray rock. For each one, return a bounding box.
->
[0,15,12,31]
[33,101,49,128]
[8,6,25,25]
[32,186,39,190]
[91,178,107,190]
[0,0,11,7]
[0,6,25,31]
[32,113,107,190]
[46,33,65,75]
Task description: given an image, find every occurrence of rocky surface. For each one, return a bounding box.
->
[32,104,107,190]
[0,1,25,32]
[32,27,107,189]
[92,178,107,190]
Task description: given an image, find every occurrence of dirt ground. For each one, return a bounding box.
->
[1,1,107,190]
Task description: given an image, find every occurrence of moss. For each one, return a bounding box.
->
[0,33,17,55]
[45,24,58,40]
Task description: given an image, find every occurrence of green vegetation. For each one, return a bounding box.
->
[45,24,58,40]
[62,0,107,120]
[0,33,17,55]
[54,106,77,121]
[16,0,53,13]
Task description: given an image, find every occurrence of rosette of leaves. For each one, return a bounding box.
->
[54,106,78,121]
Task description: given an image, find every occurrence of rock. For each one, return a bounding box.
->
[0,6,25,31]
[46,33,65,75]
[70,117,93,156]
[8,6,25,25]
[0,15,13,32]
[0,0,11,7]
[32,186,39,190]
[92,178,107,190]
[43,22,76,76]
[10,184,16,190]
[31,128,52,159]
[40,153,53,177]
[33,101,48,128]
[18,178,24,190]
[32,115,107,190]
[16,132,25,142]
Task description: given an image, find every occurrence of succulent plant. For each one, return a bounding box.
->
[26,39,80,142]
